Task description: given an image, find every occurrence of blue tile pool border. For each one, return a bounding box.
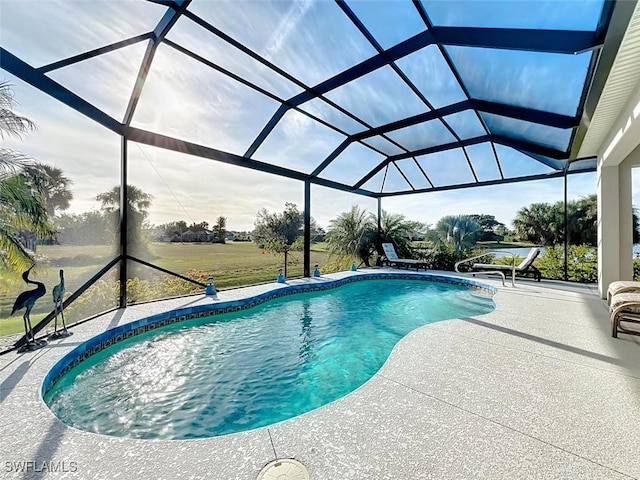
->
[41,272,495,397]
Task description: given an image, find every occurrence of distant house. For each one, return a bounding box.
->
[225,231,236,241]
[180,229,208,242]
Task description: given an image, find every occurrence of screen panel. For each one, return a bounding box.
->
[382,164,412,193]
[416,148,475,186]
[0,0,164,67]
[422,0,604,30]
[324,66,428,127]
[395,159,432,190]
[481,113,573,151]
[188,0,377,86]
[253,110,347,174]
[47,42,148,122]
[132,44,281,156]
[166,16,303,100]
[345,0,426,49]
[395,45,467,109]
[443,110,486,140]
[319,143,385,185]
[446,46,593,117]
[465,143,501,182]
[495,145,556,178]
[385,119,456,152]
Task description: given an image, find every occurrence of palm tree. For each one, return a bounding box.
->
[30,163,73,216]
[513,203,557,245]
[377,210,424,258]
[326,207,423,267]
[433,215,482,252]
[0,81,54,273]
[96,184,153,216]
[96,185,153,258]
[326,205,376,266]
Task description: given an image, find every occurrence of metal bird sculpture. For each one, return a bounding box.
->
[50,269,71,338]
[11,264,47,351]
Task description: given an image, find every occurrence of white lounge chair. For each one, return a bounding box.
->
[381,243,426,271]
[471,247,542,282]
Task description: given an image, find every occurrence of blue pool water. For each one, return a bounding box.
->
[44,279,494,439]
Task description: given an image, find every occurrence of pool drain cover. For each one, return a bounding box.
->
[257,459,310,480]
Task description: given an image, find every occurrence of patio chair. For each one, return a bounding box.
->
[607,280,640,305]
[471,247,542,282]
[381,243,427,271]
[609,292,640,337]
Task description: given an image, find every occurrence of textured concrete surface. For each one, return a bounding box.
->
[1,269,640,479]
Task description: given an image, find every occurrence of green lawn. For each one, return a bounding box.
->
[147,241,331,286]
[1,242,332,337]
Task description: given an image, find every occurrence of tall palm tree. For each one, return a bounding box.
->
[96,184,153,216]
[30,163,73,216]
[513,203,556,245]
[96,184,153,258]
[0,81,54,273]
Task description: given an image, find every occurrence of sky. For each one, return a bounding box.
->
[0,0,633,233]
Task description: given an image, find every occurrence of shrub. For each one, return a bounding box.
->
[537,245,597,283]
[633,258,640,280]
[415,244,478,271]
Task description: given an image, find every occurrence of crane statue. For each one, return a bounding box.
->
[11,264,47,351]
[50,269,71,338]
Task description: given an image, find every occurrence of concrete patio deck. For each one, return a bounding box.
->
[1,269,640,480]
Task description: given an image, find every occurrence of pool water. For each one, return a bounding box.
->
[44,279,494,439]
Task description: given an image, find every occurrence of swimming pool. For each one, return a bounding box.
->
[43,275,494,440]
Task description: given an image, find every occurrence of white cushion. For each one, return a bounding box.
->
[610,292,640,313]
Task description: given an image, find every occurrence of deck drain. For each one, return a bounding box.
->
[257,458,310,480]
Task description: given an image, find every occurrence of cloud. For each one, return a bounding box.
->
[265,0,315,60]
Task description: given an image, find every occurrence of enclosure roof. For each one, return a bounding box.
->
[1,0,635,197]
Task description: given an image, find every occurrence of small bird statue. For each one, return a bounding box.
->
[51,269,71,338]
[11,264,47,351]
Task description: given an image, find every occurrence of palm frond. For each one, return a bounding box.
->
[0,224,35,273]
[0,81,37,140]
[0,149,34,180]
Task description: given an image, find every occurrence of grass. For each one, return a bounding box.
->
[146,242,331,287]
[1,242,332,337]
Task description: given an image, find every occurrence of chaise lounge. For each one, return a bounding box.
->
[470,247,542,282]
[610,291,640,337]
[381,243,427,271]
[607,280,640,305]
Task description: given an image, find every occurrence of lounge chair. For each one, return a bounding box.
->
[471,247,542,282]
[381,243,427,271]
[607,280,640,305]
[610,292,640,337]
